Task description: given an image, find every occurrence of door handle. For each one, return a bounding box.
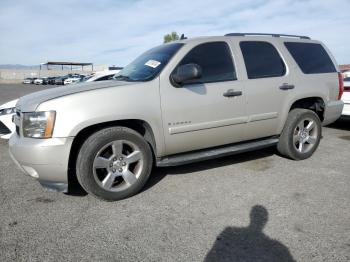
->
[279,83,295,90]
[223,89,242,97]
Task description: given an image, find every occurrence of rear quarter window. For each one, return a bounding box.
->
[284,42,336,74]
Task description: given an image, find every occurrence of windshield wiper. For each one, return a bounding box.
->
[113,75,134,82]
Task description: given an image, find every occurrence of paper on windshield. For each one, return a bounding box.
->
[145,60,161,68]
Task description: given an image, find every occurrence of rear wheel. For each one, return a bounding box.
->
[277,109,321,160]
[76,127,153,201]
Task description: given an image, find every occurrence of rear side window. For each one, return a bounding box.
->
[284,42,336,74]
[178,42,236,84]
[240,41,286,79]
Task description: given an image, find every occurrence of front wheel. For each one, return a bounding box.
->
[277,109,322,160]
[76,127,153,201]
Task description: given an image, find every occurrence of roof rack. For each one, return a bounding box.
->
[225,33,310,40]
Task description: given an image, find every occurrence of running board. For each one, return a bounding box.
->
[157,138,279,167]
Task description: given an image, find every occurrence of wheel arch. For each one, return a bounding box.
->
[278,96,326,134]
[67,119,157,191]
[289,96,325,121]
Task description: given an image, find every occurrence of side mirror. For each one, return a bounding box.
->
[171,63,202,86]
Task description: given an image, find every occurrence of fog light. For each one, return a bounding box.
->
[22,166,39,178]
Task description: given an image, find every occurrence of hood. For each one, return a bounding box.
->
[0,99,19,110]
[17,80,135,112]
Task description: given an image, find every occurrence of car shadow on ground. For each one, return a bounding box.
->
[204,205,296,262]
[65,146,278,197]
[143,146,277,192]
[66,146,277,197]
[326,118,350,131]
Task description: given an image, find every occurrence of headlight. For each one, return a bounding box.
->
[0,107,16,116]
[22,111,56,138]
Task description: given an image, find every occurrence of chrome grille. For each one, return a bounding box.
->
[0,121,11,135]
[15,109,21,136]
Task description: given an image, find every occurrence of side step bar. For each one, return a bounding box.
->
[157,137,279,167]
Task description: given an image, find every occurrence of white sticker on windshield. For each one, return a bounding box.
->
[145,60,161,68]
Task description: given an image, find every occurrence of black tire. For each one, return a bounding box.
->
[76,126,153,201]
[277,109,322,160]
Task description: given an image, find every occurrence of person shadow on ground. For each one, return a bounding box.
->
[204,205,296,262]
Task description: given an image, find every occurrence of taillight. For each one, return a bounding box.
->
[338,72,344,99]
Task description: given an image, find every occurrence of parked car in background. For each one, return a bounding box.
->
[55,74,82,85]
[9,33,343,201]
[54,75,68,85]
[23,78,33,84]
[0,99,18,139]
[34,77,49,85]
[342,70,350,78]
[47,77,58,85]
[30,78,37,84]
[34,78,42,85]
[83,70,121,82]
[64,75,84,85]
[341,77,350,118]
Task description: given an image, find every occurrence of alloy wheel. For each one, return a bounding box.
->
[92,140,144,192]
[293,118,319,154]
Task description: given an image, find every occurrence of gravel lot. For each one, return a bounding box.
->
[0,84,349,262]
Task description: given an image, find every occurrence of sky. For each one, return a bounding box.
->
[0,0,349,66]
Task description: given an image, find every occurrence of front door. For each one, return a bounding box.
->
[159,41,248,155]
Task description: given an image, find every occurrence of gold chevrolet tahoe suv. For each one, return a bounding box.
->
[9,33,344,201]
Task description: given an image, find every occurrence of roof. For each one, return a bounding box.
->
[224,32,310,39]
[172,33,315,45]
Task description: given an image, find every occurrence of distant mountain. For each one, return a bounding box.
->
[0,64,40,69]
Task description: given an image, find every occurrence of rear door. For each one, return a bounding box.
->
[238,40,294,139]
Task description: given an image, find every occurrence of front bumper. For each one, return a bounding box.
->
[9,134,74,192]
[323,100,344,126]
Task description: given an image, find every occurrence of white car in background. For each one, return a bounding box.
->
[23,78,32,84]
[0,99,18,139]
[341,77,350,118]
[342,70,350,78]
[1,70,120,139]
[34,78,43,85]
[34,77,48,85]
[84,70,121,82]
[64,76,82,85]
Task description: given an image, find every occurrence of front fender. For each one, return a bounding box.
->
[37,80,166,156]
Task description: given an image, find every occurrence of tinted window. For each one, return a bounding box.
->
[177,42,236,84]
[240,41,286,79]
[284,42,336,74]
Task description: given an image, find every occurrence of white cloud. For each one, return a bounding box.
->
[0,0,349,65]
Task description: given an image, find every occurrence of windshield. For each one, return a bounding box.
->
[113,43,183,82]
